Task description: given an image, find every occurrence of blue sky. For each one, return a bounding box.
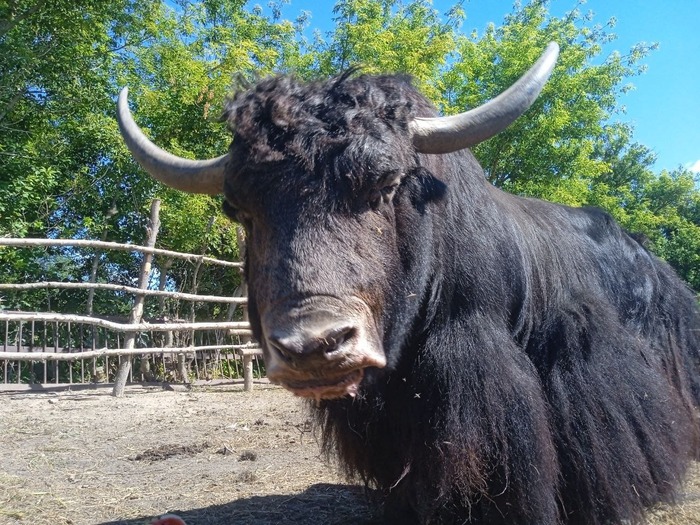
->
[271,0,699,175]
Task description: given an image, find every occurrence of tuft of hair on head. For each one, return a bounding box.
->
[329,65,363,91]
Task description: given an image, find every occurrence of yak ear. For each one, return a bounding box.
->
[410,42,559,154]
[117,87,228,195]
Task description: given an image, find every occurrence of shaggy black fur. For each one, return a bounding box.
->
[220,72,700,525]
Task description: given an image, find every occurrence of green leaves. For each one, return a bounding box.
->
[309,0,460,100]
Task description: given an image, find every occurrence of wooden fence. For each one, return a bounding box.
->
[0,200,264,395]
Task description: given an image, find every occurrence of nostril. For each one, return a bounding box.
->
[323,326,356,354]
[266,324,357,360]
[267,335,299,362]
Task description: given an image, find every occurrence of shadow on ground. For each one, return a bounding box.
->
[99,483,382,525]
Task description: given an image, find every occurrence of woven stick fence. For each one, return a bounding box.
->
[0,200,264,394]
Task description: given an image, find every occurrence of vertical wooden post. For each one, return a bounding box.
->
[156,258,182,382]
[242,318,253,391]
[236,226,254,392]
[188,216,215,381]
[112,199,161,397]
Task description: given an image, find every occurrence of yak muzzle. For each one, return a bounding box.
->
[261,297,386,400]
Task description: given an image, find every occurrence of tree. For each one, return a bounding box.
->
[441,2,651,193]
[307,0,462,100]
[0,0,164,314]
[436,0,698,289]
[0,0,298,315]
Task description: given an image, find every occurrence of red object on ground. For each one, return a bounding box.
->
[149,514,187,525]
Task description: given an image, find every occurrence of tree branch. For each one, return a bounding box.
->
[0,0,46,38]
[0,89,24,124]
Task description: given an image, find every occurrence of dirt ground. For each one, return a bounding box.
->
[1,383,700,525]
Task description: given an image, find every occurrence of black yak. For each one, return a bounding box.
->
[117,43,700,524]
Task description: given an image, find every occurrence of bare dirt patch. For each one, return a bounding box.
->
[0,384,698,525]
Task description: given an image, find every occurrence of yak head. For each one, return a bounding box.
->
[117,44,558,400]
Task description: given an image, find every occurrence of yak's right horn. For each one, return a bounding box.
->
[117,87,228,195]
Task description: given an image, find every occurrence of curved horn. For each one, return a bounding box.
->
[116,87,227,195]
[410,42,559,154]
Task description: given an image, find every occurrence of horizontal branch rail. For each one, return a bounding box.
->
[0,312,251,334]
[0,281,246,304]
[0,238,242,268]
[1,343,262,361]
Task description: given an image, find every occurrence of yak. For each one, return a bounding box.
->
[117,42,700,524]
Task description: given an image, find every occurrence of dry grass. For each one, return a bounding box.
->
[0,385,375,525]
[648,463,700,525]
[0,385,698,524]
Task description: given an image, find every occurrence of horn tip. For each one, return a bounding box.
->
[117,87,130,112]
[545,41,560,61]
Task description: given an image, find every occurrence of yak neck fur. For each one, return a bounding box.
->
[311,146,700,525]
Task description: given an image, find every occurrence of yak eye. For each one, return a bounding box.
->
[222,200,251,225]
[381,183,399,199]
[368,176,401,210]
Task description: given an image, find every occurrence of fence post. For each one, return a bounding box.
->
[157,258,182,382]
[112,199,161,397]
[189,216,215,381]
[236,226,255,392]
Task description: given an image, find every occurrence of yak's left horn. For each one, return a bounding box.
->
[410,42,559,154]
[117,87,227,195]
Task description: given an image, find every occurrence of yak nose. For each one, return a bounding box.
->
[267,322,357,362]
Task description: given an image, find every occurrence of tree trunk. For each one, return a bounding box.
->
[112,200,161,397]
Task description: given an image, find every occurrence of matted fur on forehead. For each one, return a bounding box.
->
[222,72,437,182]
